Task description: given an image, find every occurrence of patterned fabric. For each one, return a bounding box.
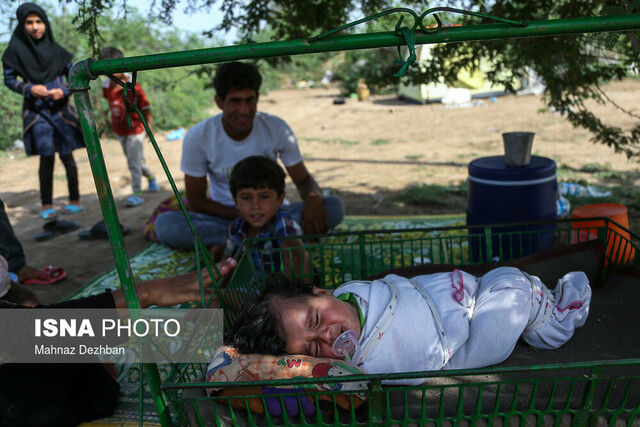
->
[142,194,189,242]
[223,209,303,275]
[205,346,367,415]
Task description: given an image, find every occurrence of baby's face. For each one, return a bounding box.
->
[279,291,361,358]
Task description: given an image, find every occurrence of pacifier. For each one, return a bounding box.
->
[332,329,360,366]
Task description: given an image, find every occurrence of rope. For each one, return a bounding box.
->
[393,26,416,77]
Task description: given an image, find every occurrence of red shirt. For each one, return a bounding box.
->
[102,76,151,136]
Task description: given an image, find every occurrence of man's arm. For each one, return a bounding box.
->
[185,174,239,220]
[286,162,329,235]
[112,258,237,308]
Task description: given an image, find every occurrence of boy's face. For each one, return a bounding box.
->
[234,187,284,234]
[215,88,258,141]
[279,289,361,358]
[24,12,46,40]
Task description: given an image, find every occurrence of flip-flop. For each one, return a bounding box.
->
[78,220,131,240]
[61,204,84,215]
[22,266,67,285]
[39,208,58,221]
[34,219,80,241]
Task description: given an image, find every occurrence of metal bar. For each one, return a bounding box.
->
[70,14,640,85]
[70,89,139,308]
[69,70,174,427]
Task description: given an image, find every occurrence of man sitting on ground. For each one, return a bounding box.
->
[154,61,344,250]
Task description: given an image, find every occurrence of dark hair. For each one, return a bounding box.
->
[229,156,286,197]
[98,46,124,61]
[225,274,316,355]
[213,61,262,100]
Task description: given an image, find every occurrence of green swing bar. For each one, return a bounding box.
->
[67,8,640,426]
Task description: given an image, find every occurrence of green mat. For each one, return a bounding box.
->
[79,214,465,423]
[70,214,465,300]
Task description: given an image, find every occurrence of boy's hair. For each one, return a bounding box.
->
[225,274,316,355]
[213,61,262,100]
[229,156,286,198]
[98,46,124,61]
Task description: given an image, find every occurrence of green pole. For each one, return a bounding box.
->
[69,64,174,427]
[73,14,640,78]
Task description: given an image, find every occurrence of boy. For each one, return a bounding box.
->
[227,267,591,385]
[99,46,158,207]
[210,156,311,277]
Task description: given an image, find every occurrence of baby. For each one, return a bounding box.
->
[227,267,591,385]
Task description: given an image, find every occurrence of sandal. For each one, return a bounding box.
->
[34,219,80,242]
[39,208,57,221]
[22,266,67,285]
[78,220,131,240]
[61,204,84,215]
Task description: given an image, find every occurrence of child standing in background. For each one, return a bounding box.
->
[2,3,85,220]
[99,46,158,207]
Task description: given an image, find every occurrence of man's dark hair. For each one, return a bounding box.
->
[229,156,286,198]
[213,61,262,100]
[225,274,317,355]
[98,46,124,61]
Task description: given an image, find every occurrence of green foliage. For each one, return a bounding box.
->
[6,0,640,159]
[371,138,390,145]
[395,183,467,206]
[0,88,23,151]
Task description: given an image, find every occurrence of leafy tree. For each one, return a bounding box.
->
[5,0,639,157]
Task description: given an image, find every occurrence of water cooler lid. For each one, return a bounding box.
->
[468,156,556,182]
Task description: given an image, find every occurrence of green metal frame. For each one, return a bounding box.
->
[164,220,639,425]
[67,8,640,426]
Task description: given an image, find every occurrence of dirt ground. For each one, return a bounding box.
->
[1,79,638,305]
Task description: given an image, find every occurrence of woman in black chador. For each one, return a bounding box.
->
[2,2,85,221]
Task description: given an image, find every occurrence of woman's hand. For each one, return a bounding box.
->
[30,84,49,98]
[48,88,65,101]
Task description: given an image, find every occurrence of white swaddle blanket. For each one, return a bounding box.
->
[334,267,591,384]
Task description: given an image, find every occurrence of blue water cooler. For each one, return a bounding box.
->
[467,155,557,261]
